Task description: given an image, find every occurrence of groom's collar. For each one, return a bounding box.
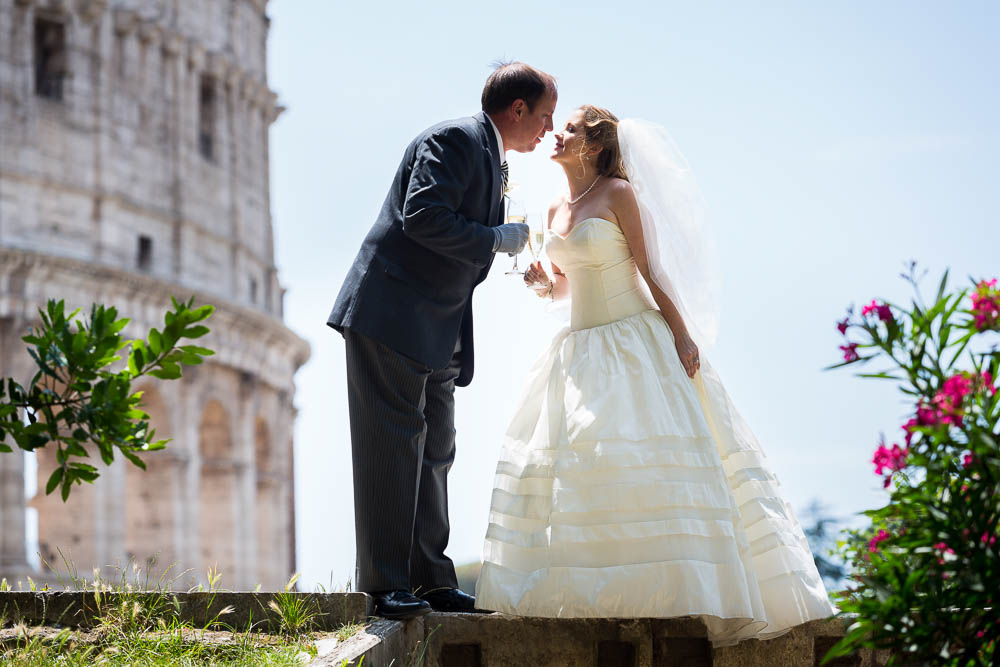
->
[482,113,505,164]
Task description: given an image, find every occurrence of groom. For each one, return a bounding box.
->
[327,62,558,619]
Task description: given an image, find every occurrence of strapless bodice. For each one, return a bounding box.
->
[546,218,654,331]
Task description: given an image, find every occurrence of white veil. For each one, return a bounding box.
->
[618,119,721,347]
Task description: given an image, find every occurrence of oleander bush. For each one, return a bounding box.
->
[824,266,999,666]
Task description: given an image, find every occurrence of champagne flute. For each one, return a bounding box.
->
[505,199,526,276]
[526,212,547,287]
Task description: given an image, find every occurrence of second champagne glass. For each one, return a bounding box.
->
[526,212,547,286]
[505,199,526,276]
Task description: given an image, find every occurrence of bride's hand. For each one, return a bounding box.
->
[524,261,551,294]
[675,334,700,378]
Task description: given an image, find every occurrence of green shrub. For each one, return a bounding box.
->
[825,266,999,665]
[0,297,214,499]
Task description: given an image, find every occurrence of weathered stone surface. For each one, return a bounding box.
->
[0,0,308,593]
[312,617,424,667]
[711,629,814,667]
[419,614,657,667]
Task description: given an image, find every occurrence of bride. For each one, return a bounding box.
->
[474,105,836,646]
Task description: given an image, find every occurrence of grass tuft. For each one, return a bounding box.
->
[0,555,363,665]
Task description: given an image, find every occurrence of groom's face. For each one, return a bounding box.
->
[509,90,557,153]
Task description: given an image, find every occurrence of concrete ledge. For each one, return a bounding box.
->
[307,613,891,667]
[0,591,371,632]
[2,595,893,666]
[311,617,425,667]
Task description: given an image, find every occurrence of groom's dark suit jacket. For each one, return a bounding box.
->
[327,112,505,387]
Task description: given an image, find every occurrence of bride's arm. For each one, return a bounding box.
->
[524,198,569,300]
[609,180,700,377]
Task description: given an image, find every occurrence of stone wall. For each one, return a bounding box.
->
[0,0,282,313]
[0,0,306,592]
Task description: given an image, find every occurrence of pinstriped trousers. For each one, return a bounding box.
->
[344,329,461,594]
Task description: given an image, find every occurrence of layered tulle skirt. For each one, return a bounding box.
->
[475,310,835,646]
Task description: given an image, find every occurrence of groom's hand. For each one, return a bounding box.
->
[493,223,529,256]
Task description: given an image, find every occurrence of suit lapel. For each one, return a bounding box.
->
[476,112,503,228]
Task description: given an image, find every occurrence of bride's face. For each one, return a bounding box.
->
[551,110,589,164]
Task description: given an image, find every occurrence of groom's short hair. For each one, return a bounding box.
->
[481,62,557,115]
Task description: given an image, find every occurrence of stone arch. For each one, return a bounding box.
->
[198,399,237,587]
[254,416,280,587]
[124,386,179,573]
[27,365,97,574]
[30,436,99,574]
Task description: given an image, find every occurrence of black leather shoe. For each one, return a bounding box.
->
[418,587,483,613]
[372,590,432,620]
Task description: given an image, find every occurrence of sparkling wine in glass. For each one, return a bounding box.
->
[505,200,526,276]
[524,212,549,288]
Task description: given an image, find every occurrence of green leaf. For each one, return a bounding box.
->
[108,318,130,335]
[46,467,63,495]
[179,345,215,357]
[181,325,210,339]
[858,372,905,381]
[148,328,162,357]
[935,268,949,303]
[60,478,71,502]
[189,304,215,321]
[148,363,181,380]
[120,448,147,470]
[65,442,88,458]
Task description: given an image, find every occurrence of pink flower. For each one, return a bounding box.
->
[933,542,955,555]
[981,371,996,396]
[873,440,908,487]
[837,318,849,335]
[942,374,973,400]
[873,441,908,476]
[916,404,940,425]
[868,529,890,553]
[963,453,974,467]
[860,300,893,322]
[840,343,860,362]
[929,373,974,427]
[972,279,1000,331]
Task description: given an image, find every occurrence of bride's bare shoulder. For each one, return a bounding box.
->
[606,178,637,206]
[546,193,566,225]
[606,177,634,195]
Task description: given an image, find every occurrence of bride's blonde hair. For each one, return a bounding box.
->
[579,105,628,181]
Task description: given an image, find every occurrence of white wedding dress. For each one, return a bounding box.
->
[475,217,836,646]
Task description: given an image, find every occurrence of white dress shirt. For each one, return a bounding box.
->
[485,114,506,165]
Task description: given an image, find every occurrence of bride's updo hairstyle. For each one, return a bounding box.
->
[579,105,628,181]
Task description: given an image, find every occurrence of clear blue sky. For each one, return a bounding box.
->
[267,0,999,590]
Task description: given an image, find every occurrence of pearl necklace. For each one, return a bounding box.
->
[567,176,601,205]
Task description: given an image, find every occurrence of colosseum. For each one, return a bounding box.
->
[0,0,308,591]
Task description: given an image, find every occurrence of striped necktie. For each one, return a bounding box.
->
[500,161,509,196]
